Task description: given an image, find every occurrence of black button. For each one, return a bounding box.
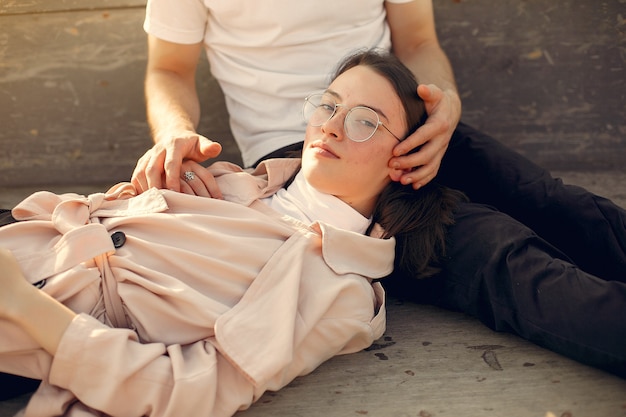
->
[33,279,46,289]
[111,231,126,248]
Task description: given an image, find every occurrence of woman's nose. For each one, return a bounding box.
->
[321,108,346,140]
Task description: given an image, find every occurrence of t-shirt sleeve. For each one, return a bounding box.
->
[143,0,209,44]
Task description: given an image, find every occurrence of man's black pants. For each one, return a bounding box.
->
[387,122,626,377]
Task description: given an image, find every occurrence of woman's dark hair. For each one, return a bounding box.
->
[331,49,426,139]
[333,49,467,279]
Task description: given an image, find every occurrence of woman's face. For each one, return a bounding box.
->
[301,65,407,217]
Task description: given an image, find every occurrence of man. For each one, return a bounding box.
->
[133,0,626,377]
[134,0,458,192]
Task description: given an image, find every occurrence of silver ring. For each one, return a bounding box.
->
[183,171,196,181]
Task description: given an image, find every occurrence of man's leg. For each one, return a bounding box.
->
[447,203,625,376]
[389,123,626,376]
[436,122,626,281]
[387,202,626,377]
[0,373,39,400]
[0,209,17,227]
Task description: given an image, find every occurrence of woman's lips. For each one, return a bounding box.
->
[310,141,339,158]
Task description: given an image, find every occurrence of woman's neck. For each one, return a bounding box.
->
[263,171,371,233]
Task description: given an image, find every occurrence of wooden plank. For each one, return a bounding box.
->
[0,7,238,187]
[434,0,626,171]
[0,8,150,186]
[4,294,624,417]
[0,0,146,15]
[237,300,626,417]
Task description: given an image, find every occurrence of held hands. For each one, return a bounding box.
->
[389,84,461,190]
[131,132,223,194]
[179,160,223,199]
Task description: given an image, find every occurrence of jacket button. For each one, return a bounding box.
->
[32,279,46,289]
[111,231,126,248]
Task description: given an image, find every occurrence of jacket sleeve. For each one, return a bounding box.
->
[213,229,387,393]
[261,281,386,393]
[46,225,388,416]
[48,314,252,417]
[47,281,383,417]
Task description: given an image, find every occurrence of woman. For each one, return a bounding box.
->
[0,51,463,416]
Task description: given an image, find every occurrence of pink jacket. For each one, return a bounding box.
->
[0,159,393,417]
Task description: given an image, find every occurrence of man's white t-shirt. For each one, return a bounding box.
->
[144,0,413,167]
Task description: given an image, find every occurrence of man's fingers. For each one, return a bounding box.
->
[399,159,440,190]
[392,123,449,189]
[162,146,184,192]
[130,132,224,195]
[389,83,459,190]
[396,142,439,187]
[131,154,150,192]
[196,140,223,160]
[392,117,443,165]
[417,83,443,105]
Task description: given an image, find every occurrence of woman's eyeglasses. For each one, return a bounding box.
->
[302,93,402,143]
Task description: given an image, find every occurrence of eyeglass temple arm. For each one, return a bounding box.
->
[381,123,403,142]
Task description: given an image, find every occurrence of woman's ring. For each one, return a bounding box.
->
[183,171,196,181]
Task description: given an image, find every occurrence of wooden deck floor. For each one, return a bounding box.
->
[2,300,626,417]
[1,170,625,417]
[2,302,626,417]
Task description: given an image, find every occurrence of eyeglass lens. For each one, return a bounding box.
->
[303,93,381,142]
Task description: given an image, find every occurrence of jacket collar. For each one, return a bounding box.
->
[312,221,395,279]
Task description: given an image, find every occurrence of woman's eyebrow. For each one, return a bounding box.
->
[324,89,391,122]
[324,89,342,100]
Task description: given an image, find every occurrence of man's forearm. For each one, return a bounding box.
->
[396,40,461,114]
[145,69,202,144]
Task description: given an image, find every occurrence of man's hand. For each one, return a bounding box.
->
[131,132,222,193]
[389,83,461,189]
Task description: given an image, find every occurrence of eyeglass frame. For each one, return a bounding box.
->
[302,93,403,143]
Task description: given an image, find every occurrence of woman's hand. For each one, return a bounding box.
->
[389,84,461,190]
[131,132,223,193]
[178,160,224,199]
